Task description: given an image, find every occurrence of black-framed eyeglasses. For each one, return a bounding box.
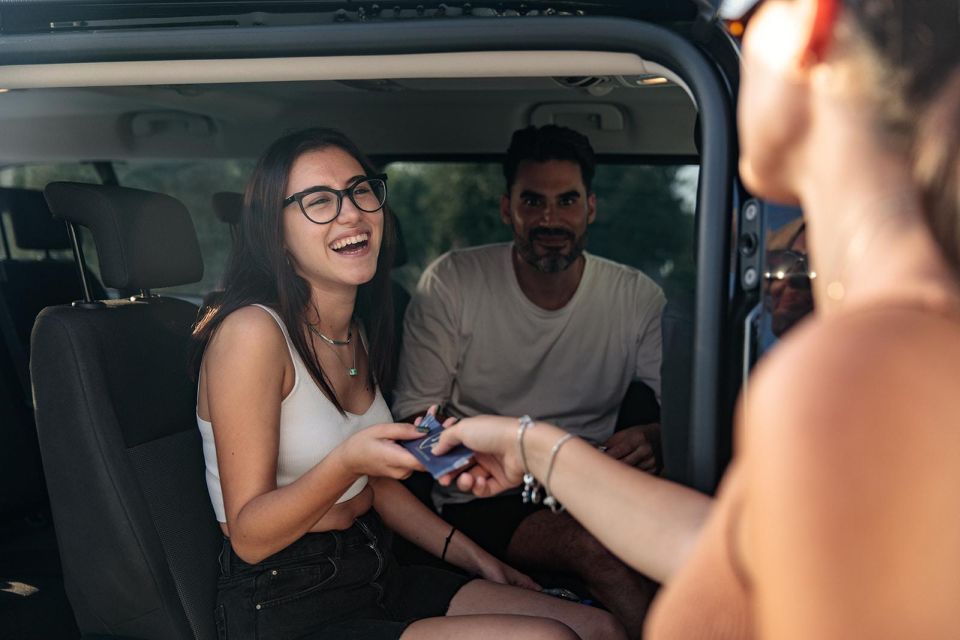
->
[718,0,766,39]
[283,174,388,224]
[764,249,815,289]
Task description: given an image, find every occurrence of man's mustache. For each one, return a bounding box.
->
[529,227,575,242]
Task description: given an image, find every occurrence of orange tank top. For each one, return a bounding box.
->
[645,462,753,640]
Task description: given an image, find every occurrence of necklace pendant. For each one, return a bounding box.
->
[348,367,359,377]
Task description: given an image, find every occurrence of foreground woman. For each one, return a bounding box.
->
[193,128,624,640]
[437,1,960,638]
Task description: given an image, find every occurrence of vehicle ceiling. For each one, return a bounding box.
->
[0,75,698,163]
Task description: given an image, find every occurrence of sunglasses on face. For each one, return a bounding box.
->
[717,0,767,39]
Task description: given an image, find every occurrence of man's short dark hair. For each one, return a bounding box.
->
[503,125,596,193]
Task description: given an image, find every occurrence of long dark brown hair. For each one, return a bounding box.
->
[841,0,960,273]
[191,128,396,413]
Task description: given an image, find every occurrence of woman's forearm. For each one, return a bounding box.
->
[522,422,712,584]
[229,449,360,563]
[370,477,484,573]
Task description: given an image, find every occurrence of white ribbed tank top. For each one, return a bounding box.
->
[197,304,393,523]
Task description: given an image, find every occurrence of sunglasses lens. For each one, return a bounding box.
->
[764,250,812,287]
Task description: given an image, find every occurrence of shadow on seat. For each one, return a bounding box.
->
[32,182,220,639]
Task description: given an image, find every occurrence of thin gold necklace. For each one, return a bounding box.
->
[306,323,352,346]
[307,323,358,377]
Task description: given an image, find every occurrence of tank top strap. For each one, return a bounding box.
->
[250,304,305,373]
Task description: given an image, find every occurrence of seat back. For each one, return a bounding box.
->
[32,182,220,640]
[0,187,106,516]
[660,293,695,486]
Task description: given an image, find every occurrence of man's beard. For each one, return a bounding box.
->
[515,226,587,273]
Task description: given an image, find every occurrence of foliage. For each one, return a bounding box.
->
[388,162,697,298]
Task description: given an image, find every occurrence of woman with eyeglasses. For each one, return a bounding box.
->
[191,128,625,640]
[435,1,960,637]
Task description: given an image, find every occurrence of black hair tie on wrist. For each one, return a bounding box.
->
[441,526,457,561]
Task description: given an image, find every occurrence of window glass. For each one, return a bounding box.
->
[3,160,697,303]
[386,162,698,298]
[757,204,814,354]
[113,160,255,297]
[0,163,100,263]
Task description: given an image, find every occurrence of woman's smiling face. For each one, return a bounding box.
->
[281,146,384,292]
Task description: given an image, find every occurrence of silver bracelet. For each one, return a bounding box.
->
[517,415,540,504]
[543,433,576,513]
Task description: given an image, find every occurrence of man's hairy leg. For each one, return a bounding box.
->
[506,510,658,640]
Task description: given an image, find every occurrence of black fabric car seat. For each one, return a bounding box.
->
[0,187,107,516]
[32,182,219,640]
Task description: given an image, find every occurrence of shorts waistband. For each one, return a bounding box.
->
[219,509,385,579]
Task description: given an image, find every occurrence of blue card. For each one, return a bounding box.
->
[402,414,474,479]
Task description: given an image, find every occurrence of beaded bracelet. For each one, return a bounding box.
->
[517,415,541,504]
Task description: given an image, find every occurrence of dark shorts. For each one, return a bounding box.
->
[441,494,546,561]
[215,510,473,640]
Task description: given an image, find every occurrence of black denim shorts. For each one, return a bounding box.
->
[215,510,473,640]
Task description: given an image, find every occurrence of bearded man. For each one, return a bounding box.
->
[392,125,664,638]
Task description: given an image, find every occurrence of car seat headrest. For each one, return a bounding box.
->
[1,187,71,251]
[43,182,204,290]
[211,191,242,226]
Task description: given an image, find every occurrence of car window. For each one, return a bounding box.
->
[113,160,255,297]
[3,159,698,303]
[757,204,813,354]
[0,163,100,263]
[387,162,698,297]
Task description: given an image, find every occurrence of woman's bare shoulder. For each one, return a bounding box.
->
[739,308,960,637]
[205,305,289,366]
[742,305,960,465]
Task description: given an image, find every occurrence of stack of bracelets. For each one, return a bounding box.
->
[516,415,577,513]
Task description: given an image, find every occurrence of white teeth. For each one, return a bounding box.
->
[331,233,369,251]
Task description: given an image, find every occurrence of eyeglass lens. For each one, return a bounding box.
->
[300,178,386,223]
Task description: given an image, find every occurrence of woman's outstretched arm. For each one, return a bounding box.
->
[436,416,712,584]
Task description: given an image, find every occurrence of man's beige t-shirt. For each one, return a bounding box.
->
[393,243,665,447]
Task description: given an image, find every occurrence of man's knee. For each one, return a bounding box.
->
[563,523,630,578]
[508,511,628,577]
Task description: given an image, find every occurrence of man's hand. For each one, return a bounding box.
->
[602,423,662,473]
